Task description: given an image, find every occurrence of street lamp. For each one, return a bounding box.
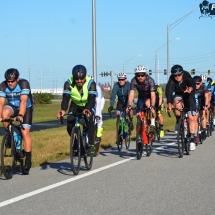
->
[123,54,141,73]
[167,9,200,79]
[155,38,180,84]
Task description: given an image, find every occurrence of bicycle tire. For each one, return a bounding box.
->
[70,127,81,175]
[1,132,15,179]
[206,125,210,137]
[156,119,160,142]
[177,118,184,158]
[199,132,203,144]
[145,136,153,156]
[125,120,131,149]
[116,118,123,151]
[136,120,143,160]
[83,131,93,170]
[209,112,213,136]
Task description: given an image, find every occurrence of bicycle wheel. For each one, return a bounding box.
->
[199,132,203,144]
[206,125,210,137]
[116,118,123,151]
[177,119,185,158]
[156,119,160,142]
[125,120,131,149]
[145,135,153,156]
[136,120,143,160]
[70,127,81,175]
[83,132,93,170]
[1,132,15,179]
[209,112,213,136]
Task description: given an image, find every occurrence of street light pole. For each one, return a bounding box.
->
[123,54,141,73]
[92,0,97,83]
[167,9,200,79]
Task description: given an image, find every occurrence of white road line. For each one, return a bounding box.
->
[0,142,176,208]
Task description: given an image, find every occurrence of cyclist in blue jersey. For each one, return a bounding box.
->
[207,77,215,126]
[0,69,33,173]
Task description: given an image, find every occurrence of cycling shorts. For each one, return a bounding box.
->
[116,102,127,113]
[136,97,150,113]
[4,103,33,128]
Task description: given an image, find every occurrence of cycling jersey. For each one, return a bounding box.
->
[130,75,155,98]
[0,78,33,109]
[195,84,208,111]
[110,82,130,107]
[95,84,104,122]
[156,86,163,97]
[204,81,211,91]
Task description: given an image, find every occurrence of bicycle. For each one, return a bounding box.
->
[154,106,164,142]
[93,116,102,157]
[60,112,93,175]
[167,108,193,158]
[208,106,213,136]
[108,108,131,151]
[1,118,28,179]
[197,113,204,145]
[136,107,155,160]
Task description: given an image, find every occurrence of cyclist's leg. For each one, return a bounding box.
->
[145,97,155,134]
[19,106,33,171]
[194,112,199,144]
[2,103,17,129]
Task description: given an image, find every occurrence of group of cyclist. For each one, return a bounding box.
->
[0,64,214,175]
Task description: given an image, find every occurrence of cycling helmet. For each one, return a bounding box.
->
[200,74,207,84]
[72,65,87,80]
[134,65,147,74]
[171,65,183,74]
[193,76,202,83]
[4,68,19,80]
[207,77,212,83]
[117,72,127,79]
[212,81,215,86]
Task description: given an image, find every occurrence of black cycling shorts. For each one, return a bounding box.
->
[4,103,33,128]
[116,102,127,113]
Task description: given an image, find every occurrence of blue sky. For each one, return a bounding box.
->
[0,0,215,89]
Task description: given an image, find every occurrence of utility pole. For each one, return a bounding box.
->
[56,76,57,95]
[40,70,42,93]
[92,0,97,82]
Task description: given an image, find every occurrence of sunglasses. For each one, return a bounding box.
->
[6,80,16,83]
[174,73,182,77]
[136,74,145,78]
[196,82,201,85]
[118,79,125,81]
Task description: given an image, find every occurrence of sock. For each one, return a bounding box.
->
[191,133,195,138]
[159,124,163,130]
[195,130,198,137]
[129,118,133,122]
[26,151,31,162]
[151,118,155,126]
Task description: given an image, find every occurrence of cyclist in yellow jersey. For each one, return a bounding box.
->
[155,85,164,137]
[57,65,96,156]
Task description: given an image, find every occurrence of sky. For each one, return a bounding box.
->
[0,0,215,89]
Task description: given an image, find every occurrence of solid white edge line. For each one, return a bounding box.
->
[0,142,176,208]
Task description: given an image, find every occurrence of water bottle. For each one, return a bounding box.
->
[14,132,21,151]
[184,120,187,137]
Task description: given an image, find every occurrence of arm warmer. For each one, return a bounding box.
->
[61,93,70,111]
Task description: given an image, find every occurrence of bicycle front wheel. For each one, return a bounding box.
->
[156,119,160,142]
[116,118,123,151]
[177,119,185,158]
[145,136,153,156]
[70,127,81,175]
[136,120,143,160]
[1,132,15,179]
[125,120,131,149]
[83,132,93,170]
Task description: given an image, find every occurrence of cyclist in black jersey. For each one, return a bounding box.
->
[0,68,33,173]
[166,65,196,151]
[193,76,208,141]
[127,65,156,141]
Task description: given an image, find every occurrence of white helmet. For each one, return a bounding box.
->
[135,65,147,74]
[117,72,127,79]
[200,74,207,83]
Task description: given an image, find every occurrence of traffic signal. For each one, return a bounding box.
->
[191,69,195,75]
[164,69,167,75]
[208,69,211,75]
[149,70,152,75]
[100,72,104,77]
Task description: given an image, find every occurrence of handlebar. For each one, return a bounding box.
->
[1,118,25,130]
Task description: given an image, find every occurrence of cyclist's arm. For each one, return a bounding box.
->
[166,79,174,105]
[159,95,163,106]
[110,83,118,107]
[0,97,5,119]
[205,92,209,106]
[128,90,135,106]
[61,81,71,111]
[18,95,28,117]
[151,91,156,106]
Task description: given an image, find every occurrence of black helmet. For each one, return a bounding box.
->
[4,68,19,80]
[72,65,87,80]
[207,77,212,83]
[193,76,202,83]
[171,65,183,74]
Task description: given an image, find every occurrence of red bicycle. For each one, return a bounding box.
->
[136,107,155,160]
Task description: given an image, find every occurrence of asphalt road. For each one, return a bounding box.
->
[0,131,215,214]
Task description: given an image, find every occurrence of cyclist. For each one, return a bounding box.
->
[193,76,208,142]
[88,75,104,145]
[0,68,34,173]
[127,65,156,143]
[165,65,196,151]
[57,65,96,156]
[108,73,132,129]
[210,80,215,125]
[200,74,211,128]
[155,84,164,137]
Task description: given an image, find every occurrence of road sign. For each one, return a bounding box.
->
[103,87,110,91]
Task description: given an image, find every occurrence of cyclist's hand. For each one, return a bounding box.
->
[166,103,172,113]
[150,105,155,115]
[203,105,208,110]
[14,116,23,123]
[96,116,100,120]
[0,117,3,122]
[83,109,91,117]
[57,110,65,120]
[126,105,132,113]
[108,106,113,112]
